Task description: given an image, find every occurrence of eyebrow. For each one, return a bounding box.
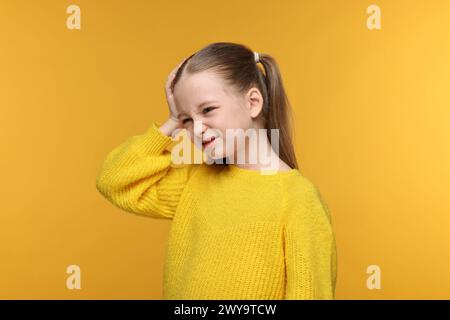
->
[178,100,218,118]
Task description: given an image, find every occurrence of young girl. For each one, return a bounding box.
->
[96,42,337,300]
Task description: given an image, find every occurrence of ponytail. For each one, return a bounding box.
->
[258,54,299,169]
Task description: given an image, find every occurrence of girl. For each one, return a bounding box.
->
[96,42,337,300]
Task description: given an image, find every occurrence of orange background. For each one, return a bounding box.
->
[1,0,449,299]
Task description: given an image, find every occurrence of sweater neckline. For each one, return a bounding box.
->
[226,163,301,179]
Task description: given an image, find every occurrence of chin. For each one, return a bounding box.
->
[205,149,231,165]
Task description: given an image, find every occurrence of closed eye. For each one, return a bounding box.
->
[202,106,216,114]
[182,107,216,124]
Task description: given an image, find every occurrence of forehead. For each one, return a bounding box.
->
[173,70,236,112]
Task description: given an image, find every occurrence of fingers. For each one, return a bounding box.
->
[170,58,187,80]
[169,59,186,79]
[169,114,180,122]
[165,57,189,119]
[165,58,187,92]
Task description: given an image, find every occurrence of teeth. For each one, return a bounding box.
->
[203,137,215,144]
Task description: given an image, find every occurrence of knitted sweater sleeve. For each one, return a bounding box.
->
[284,179,338,299]
[95,121,197,219]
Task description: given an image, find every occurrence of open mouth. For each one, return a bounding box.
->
[202,136,216,148]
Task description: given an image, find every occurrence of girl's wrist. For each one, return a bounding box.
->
[159,117,182,136]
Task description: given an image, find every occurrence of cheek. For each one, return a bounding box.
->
[212,117,237,134]
[217,132,242,158]
[225,107,252,130]
[185,129,198,147]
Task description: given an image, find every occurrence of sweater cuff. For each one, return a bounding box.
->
[137,121,177,155]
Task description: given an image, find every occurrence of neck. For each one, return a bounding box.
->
[230,128,282,171]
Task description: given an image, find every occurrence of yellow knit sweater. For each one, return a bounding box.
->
[96,121,337,300]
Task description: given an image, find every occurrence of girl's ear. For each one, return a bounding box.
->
[246,87,264,119]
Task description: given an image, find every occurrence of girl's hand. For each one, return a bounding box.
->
[165,58,187,121]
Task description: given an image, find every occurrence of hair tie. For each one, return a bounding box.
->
[254,51,260,63]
